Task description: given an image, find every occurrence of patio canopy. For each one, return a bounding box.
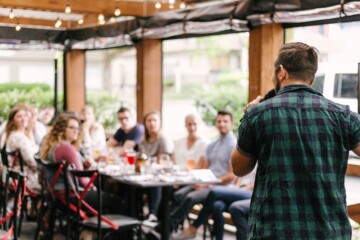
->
[1,0,360,49]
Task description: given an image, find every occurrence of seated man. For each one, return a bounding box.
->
[149,110,236,238]
[107,106,144,150]
[173,167,256,240]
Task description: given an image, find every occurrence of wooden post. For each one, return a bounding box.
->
[136,39,162,123]
[248,23,284,102]
[64,50,86,112]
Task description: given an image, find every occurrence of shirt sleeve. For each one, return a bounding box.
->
[133,124,145,144]
[159,134,174,154]
[55,143,89,186]
[237,115,256,158]
[113,128,123,144]
[349,111,360,149]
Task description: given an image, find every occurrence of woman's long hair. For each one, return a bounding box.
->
[143,111,161,142]
[5,104,33,141]
[40,113,81,160]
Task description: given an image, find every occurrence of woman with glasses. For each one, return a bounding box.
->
[40,113,89,186]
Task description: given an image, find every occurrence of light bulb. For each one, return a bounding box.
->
[65,4,71,13]
[98,13,104,21]
[55,18,62,28]
[78,19,84,24]
[180,1,186,9]
[155,2,161,9]
[9,9,15,19]
[110,17,116,23]
[114,7,121,16]
[169,0,175,4]
[169,4,174,9]
[15,24,21,31]
[98,19,105,25]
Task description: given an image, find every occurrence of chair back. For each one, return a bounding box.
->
[2,146,25,172]
[0,168,25,240]
[69,169,103,239]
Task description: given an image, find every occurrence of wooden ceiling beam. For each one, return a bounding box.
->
[0,0,172,17]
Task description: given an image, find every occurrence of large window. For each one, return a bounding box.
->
[85,48,136,130]
[162,33,249,140]
[0,50,61,124]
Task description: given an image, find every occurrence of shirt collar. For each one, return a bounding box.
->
[276,84,323,97]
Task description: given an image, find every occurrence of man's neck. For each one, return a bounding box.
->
[281,79,310,89]
[123,124,135,133]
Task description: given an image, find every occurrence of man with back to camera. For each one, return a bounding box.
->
[231,42,360,239]
[107,106,144,150]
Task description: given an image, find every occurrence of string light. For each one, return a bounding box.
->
[155,2,161,9]
[110,17,116,23]
[114,6,121,16]
[9,9,15,19]
[98,13,105,21]
[169,4,174,9]
[78,19,84,24]
[169,0,175,4]
[180,1,186,9]
[65,3,71,13]
[15,23,21,31]
[55,18,62,28]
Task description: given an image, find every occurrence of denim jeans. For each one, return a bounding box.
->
[229,199,251,240]
[192,186,252,240]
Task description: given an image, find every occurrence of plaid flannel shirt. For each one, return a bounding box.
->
[237,84,360,240]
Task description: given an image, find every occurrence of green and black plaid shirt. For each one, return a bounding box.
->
[237,84,360,240]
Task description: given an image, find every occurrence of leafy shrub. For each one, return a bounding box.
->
[194,77,248,132]
[0,83,51,93]
[0,87,55,124]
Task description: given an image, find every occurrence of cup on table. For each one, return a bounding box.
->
[126,151,136,165]
[186,158,196,170]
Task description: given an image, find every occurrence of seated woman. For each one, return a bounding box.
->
[173,113,209,170]
[140,111,174,224]
[5,104,40,193]
[40,113,89,190]
[78,105,106,159]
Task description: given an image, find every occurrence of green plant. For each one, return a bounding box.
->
[0,83,51,93]
[0,87,55,124]
[194,77,248,132]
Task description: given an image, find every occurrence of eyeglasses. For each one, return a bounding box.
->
[67,126,80,131]
[118,117,129,121]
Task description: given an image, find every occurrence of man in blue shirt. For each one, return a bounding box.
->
[107,106,144,150]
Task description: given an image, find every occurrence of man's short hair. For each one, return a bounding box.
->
[117,106,131,114]
[217,110,233,121]
[274,42,319,84]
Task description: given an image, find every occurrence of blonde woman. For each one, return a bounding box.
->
[79,105,106,158]
[5,104,40,192]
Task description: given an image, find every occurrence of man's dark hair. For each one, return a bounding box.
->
[274,42,319,84]
[117,106,131,114]
[217,110,233,121]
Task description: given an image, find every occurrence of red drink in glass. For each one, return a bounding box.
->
[126,152,136,165]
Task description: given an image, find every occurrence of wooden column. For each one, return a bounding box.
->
[248,23,284,102]
[64,50,86,112]
[136,39,162,123]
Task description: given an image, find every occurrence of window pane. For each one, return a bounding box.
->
[85,48,136,130]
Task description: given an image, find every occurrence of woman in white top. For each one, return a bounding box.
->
[173,113,209,170]
[79,105,106,158]
[5,104,40,192]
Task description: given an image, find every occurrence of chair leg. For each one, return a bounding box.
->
[18,196,28,237]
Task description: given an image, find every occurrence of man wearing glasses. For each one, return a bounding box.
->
[107,106,144,150]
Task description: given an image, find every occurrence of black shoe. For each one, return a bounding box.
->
[146,229,161,240]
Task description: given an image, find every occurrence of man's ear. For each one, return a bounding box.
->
[277,65,287,82]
